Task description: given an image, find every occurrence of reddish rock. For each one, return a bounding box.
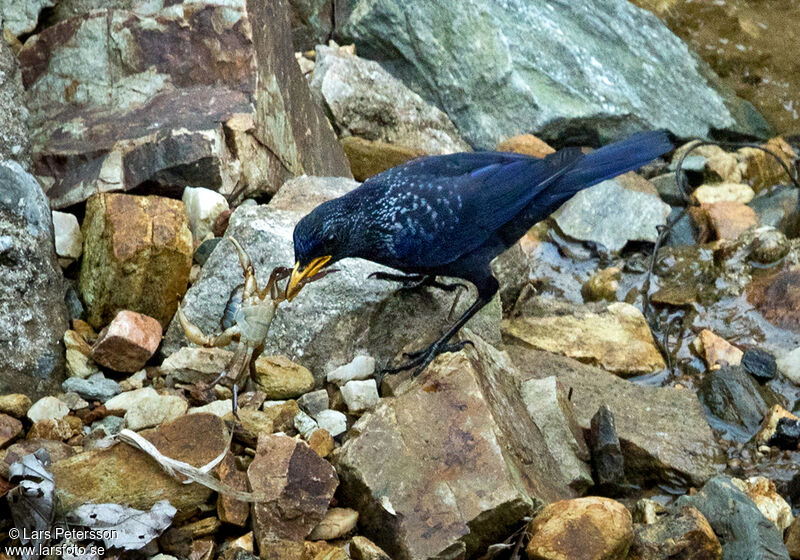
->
[526,497,634,560]
[217,453,250,527]
[691,329,743,371]
[91,310,162,373]
[697,201,759,241]
[748,268,800,333]
[248,434,338,549]
[497,134,556,158]
[79,193,193,329]
[0,439,75,478]
[0,414,23,449]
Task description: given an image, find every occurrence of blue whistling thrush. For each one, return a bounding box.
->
[287,130,674,375]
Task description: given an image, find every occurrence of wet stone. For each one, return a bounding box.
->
[194,237,222,266]
[628,506,722,560]
[589,405,626,492]
[769,418,800,451]
[743,348,778,384]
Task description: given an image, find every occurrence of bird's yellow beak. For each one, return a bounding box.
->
[286,256,332,301]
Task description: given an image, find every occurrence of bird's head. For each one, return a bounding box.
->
[287,202,350,301]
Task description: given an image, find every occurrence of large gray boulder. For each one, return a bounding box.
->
[335,0,771,149]
[163,176,501,382]
[0,161,68,397]
[0,40,30,166]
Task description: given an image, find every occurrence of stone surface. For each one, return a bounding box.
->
[19,0,351,208]
[699,201,759,241]
[61,373,121,402]
[160,346,232,384]
[90,310,163,372]
[732,477,793,531]
[507,345,723,488]
[553,173,671,253]
[248,434,338,549]
[337,335,586,560]
[52,211,83,265]
[307,428,334,458]
[52,413,229,515]
[785,517,800,560]
[163,176,499,381]
[253,355,315,399]
[0,439,74,478]
[327,355,375,386]
[349,536,391,560]
[27,396,70,423]
[628,506,722,560]
[520,376,593,494]
[336,0,769,149]
[182,187,229,242]
[0,414,23,449]
[297,389,329,418]
[104,387,188,431]
[496,134,555,158]
[677,476,790,560]
[503,295,665,377]
[310,44,469,155]
[589,405,626,491]
[313,409,346,438]
[340,136,424,181]
[526,497,633,560]
[749,186,800,238]
[0,160,68,397]
[308,507,359,541]
[64,329,100,379]
[699,365,776,441]
[27,416,81,441]
[0,39,30,164]
[340,379,379,413]
[0,394,32,418]
[295,410,320,438]
[756,406,799,445]
[739,138,798,192]
[692,329,744,370]
[694,183,755,205]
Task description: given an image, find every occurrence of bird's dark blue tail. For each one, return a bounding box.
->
[543,129,674,204]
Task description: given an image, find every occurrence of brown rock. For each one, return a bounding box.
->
[253,355,315,399]
[64,329,101,379]
[526,497,633,560]
[307,429,334,458]
[340,136,424,181]
[497,134,555,158]
[261,400,301,433]
[581,267,621,302]
[91,310,162,373]
[349,536,391,560]
[698,201,759,241]
[756,405,799,445]
[0,439,75,478]
[628,506,722,560]
[227,408,274,447]
[785,516,800,560]
[308,507,359,541]
[217,452,250,527]
[27,417,82,441]
[52,413,229,514]
[691,329,743,371]
[0,414,23,449]
[739,137,798,192]
[748,268,800,333]
[731,476,793,531]
[0,394,32,418]
[79,193,193,329]
[248,434,338,548]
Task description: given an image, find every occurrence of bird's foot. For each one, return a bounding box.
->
[368,272,468,293]
[386,339,475,377]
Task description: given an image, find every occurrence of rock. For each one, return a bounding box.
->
[0,414,23,449]
[581,267,621,303]
[194,237,222,266]
[27,416,82,441]
[160,346,232,384]
[0,160,68,397]
[731,477,794,531]
[57,392,88,411]
[553,173,671,253]
[698,202,759,241]
[337,336,587,560]
[503,295,665,377]
[164,176,499,380]
[698,365,776,441]
[694,183,755,205]
[651,173,687,206]
[756,406,800,446]
[188,400,233,418]
[628,506,722,560]
[64,329,101,379]
[749,230,790,266]
[340,380,380,413]
[770,418,800,451]
[253,355,315,399]
[52,413,230,515]
[182,187,229,242]
[105,387,188,431]
[118,369,146,392]
[749,186,800,238]
[336,0,769,149]
[749,270,800,335]
[744,349,778,384]
[0,394,32,418]
[52,211,83,266]
[247,434,338,548]
[0,439,74,478]
[339,136,425,181]
[19,0,351,208]
[79,194,192,329]
[288,0,333,50]
[785,517,800,560]
[526,497,633,560]
[589,405,625,491]
[294,410,319,438]
[311,44,469,156]
[61,373,121,403]
[307,429,334,458]
[0,38,30,164]
[227,409,274,447]
[349,536,391,560]
[91,415,124,437]
[739,138,798,193]
[1,0,53,39]
[90,310,162,373]
[677,476,790,560]
[497,134,555,158]
[217,452,249,528]
[692,329,744,370]
[308,507,359,541]
[297,389,330,417]
[521,376,593,494]
[260,400,300,433]
[327,356,376,386]
[507,345,723,487]
[27,396,70,423]
[314,409,347,438]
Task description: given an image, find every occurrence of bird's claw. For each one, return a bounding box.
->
[388,339,475,377]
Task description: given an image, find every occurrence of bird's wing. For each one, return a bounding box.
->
[372,149,583,268]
